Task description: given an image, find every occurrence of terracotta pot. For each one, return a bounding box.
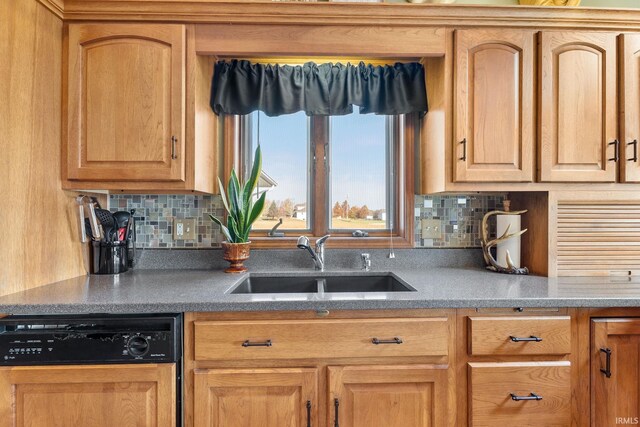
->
[221,241,251,273]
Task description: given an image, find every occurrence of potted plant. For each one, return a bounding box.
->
[209,146,266,273]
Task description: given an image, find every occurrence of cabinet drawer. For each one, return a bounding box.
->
[469,316,571,356]
[194,318,449,361]
[469,362,571,427]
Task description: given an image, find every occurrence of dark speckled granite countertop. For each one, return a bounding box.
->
[1,265,640,314]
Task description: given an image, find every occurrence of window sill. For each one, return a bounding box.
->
[247,235,414,249]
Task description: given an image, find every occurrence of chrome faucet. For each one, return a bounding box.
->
[297,234,330,271]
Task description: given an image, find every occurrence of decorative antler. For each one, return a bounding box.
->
[481,209,529,275]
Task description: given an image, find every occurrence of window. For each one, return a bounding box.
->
[227,108,415,247]
[243,111,311,231]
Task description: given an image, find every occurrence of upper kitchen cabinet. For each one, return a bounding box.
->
[621,34,640,183]
[539,31,618,183]
[454,29,535,183]
[63,24,216,193]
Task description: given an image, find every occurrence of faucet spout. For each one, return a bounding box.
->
[297,235,330,271]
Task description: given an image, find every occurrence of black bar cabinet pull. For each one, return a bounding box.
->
[629,139,638,162]
[510,392,543,401]
[510,335,543,342]
[306,400,311,427]
[460,138,467,161]
[609,139,620,162]
[372,337,403,345]
[334,398,340,427]
[242,339,272,347]
[600,347,612,378]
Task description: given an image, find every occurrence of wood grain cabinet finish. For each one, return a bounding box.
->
[193,368,318,427]
[193,318,449,361]
[0,364,175,427]
[454,29,535,183]
[468,316,571,356]
[621,34,640,183]
[591,318,640,427]
[65,24,186,183]
[539,31,618,182]
[468,362,571,427]
[328,365,448,427]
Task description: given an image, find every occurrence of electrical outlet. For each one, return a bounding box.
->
[421,219,442,239]
[174,218,197,240]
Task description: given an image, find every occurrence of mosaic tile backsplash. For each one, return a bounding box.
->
[109,194,505,249]
[414,194,505,248]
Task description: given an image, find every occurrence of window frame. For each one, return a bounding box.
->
[222,113,416,249]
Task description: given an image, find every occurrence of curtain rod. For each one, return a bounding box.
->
[223,57,420,67]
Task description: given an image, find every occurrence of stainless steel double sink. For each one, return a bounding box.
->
[229,274,416,294]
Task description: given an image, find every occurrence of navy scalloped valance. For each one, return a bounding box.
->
[210,60,427,117]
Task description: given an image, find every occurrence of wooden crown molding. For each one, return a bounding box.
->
[58,1,640,30]
[37,0,64,19]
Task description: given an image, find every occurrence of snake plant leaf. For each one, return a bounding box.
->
[210,144,264,244]
[217,177,231,215]
[243,146,262,207]
[228,215,243,243]
[228,170,246,232]
[209,214,232,242]
[228,170,242,215]
[247,191,267,230]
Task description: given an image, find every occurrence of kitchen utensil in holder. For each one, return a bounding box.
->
[90,240,129,274]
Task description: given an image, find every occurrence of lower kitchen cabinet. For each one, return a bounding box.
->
[189,310,640,426]
[193,368,318,427]
[459,310,577,427]
[468,362,571,427]
[328,365,448,427]
[592,318,640,427]
[0,363,175,427]
[185,311,455,427]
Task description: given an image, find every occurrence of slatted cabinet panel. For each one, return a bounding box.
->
[621,34,640,183]
[592,319,640,427]
[555,201,640,276]
[539,31,617,182]
[454,29,535,183]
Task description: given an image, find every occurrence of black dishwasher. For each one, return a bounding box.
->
[0,313,182,426]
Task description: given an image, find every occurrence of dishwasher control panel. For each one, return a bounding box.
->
[0,314,181,365]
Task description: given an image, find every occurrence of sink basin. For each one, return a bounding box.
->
[230,276,319,294]
[323,275,415,293]
[229,274,415,294]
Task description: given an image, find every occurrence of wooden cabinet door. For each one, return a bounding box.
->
[0,363,175,427]
[539,31,618,182]
[592,318,640,427]
[454,29,535,182]
[328,365,447,427]
[621,34,640,183]
[66,24,185,182]
[193,368,318,427]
